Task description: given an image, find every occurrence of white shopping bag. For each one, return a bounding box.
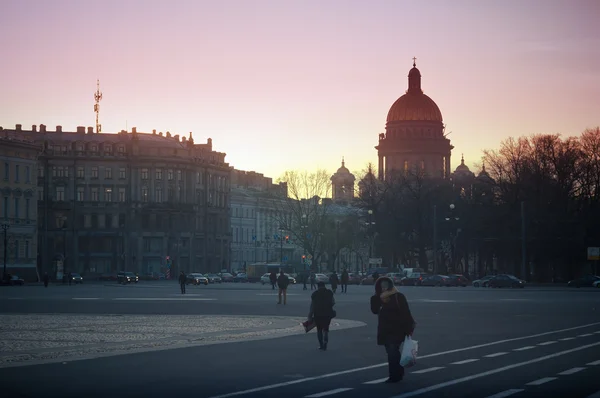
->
[400,336,418,368]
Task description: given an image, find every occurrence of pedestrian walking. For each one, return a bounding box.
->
[310,272,316,290]
[43,272,49,288]
[269,270,277,290]
[277,270,290,305]
[302,270,308,291]
[179,271,186,294]
[307,281,336,350]
[341,269,349,293]
[329,271,339,294]
[370,276,416,383]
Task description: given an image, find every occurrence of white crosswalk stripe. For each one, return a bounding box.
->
[484,389,525,398]
[305,388,353,397]
[557,367,586,375]
[526,377,557,386]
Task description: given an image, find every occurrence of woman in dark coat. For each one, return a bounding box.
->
[308,282,336,350]
[370,276,415,383]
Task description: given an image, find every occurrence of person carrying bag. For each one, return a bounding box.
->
[307,281,336,350]
[370,276,417,383]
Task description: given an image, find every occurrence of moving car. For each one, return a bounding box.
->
[186,273,209,285]
[206,274,222,284]
[567,275,600,288]
[71,273,84,284]
[117,271,139,284]
[421,275,452,287]
[448,274,469,287]
[472,275,495,288]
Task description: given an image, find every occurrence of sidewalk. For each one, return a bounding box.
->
[0,314,366,369]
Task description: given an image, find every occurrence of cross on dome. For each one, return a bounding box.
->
[412,56,417,67]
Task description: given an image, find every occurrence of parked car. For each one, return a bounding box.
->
[488,274,525,288]
[567,275,600,288]
[314,273,329,284]
[186,273,208,285]
[421,275,452,287]
[206,274,222,284]
[348,273,362,285]
[233,273,249,283]
[472,275,495,288]
[117,271,139,284]
[401,272,427,286]
[3,275,25,286]
[593,280,600,288]
[219,273,234,282]
[386,273,404,285]
[448,274,469,287]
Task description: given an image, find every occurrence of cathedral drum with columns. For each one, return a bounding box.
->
[376,59,453,181]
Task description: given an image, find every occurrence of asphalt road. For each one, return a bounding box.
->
[1,281,599,398]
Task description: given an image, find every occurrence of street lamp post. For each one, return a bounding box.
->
[264,235,270,264]
[61,218,67,275]
[366,210,376,271]
[279,228,284,265]
[445,204,460,273]
[2,223,9,280]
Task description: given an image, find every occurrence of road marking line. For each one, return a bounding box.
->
[72,298,101,300]
[451,359,479,365]
[538,341,557,346]
[585,390,600,398]
[112,298,217,301]
[388,341,600,398]
[256,294,300,296]
[363,377,389,384]
[594,331,600,334]
[485,352,508,358]
[411,367,445,374]
[205,323,600,398]
[484,389,524,398]
[587,360,600,366]
[513,346,535,351]
[8,298,24,300]
[578,333,593,337]
[557,367,586,375]
[305,388,353,397]
[559,337,576,341]
[526,377,557,386]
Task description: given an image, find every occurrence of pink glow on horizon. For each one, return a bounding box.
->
[1,0,598,178]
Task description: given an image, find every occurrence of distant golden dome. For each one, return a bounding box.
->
[386,62,443,123]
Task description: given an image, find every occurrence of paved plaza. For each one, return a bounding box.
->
[1,281,599,398]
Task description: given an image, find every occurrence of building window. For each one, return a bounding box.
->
[56,186,65,201]
[38,188,44,201]
[168,169,174,180]
[91,145,97,153]
[25,166,31,183]
[155,168,162,180]
[76,144,84,152]
[3,197,8,218]
[91,167,99,178]
[105,167,112,179]
[38,166,44,178]
[420,160,425,171]
[3,162,8,180]
[177,170,182,180]
[25,240,29,259]
[77,187,85,201]
[25,198,30,221]
[105,187,113,202]
[156,187,163,203]
[98,214,105,228]
[14,165,20,182]
[141,186,148,202]
[118,146,125,154]
[404,160,409,174]
[141,168,149,180]
[119,168,126,179]
[77,166,85,178]
[91,188,99,202]
[118,188,126,202]
[104,145,112,154]
[14,198,19,219]
[84,214,91,228]
[14,240,19,260]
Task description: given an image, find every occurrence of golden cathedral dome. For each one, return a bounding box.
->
[386,61,443,123]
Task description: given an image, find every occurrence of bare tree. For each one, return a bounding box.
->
[268,169,333,270]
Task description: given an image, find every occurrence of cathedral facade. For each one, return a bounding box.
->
[376,60,453,180]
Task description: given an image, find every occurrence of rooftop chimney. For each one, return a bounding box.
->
[32,125,37,132]
[87,127,93,134]
[40,124,46,132]
[152,129,156,135]
[16,124,22,131]
[166,131,171,138]
[77,126,85,134]
[132,127,137,134]
[56,125,62,132]
[159,132,163,136]
[182,136,187,142]
[174,134,180,141]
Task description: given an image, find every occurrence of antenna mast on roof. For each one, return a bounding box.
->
[94,79,103,133]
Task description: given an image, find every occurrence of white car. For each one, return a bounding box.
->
[261,273,272,285]
[314,273,329,283]
[593,280,600,288]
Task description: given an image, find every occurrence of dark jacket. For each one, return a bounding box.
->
[330,273,339,286]
[178,273,186,284]
[310,287,335,318]
[341,271,349,283]
[269,272,277,283]
[370,277,415,345]
[277,273,290,289]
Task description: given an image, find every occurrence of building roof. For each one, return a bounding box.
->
[386,61,443,123]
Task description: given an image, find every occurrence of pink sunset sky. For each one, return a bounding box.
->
[1,0,598,179]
